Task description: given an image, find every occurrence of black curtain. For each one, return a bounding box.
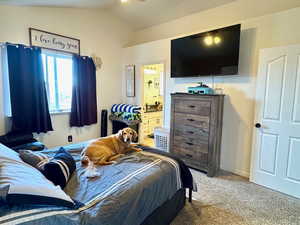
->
[7,44,53,133]
[70,55,97,127]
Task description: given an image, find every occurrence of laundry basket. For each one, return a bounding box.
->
[154,127,169,152]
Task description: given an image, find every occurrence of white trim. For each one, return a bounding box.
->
[225,168,250,178]
[0,44,11,117]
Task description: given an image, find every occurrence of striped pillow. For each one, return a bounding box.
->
[0,144,75,208]
[42,148,76,189]
[19,148,76,189]
[19,150,50,169]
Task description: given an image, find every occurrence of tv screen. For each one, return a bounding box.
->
[171,24,241,77]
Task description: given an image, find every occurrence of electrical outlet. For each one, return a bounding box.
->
[68,135,73,143]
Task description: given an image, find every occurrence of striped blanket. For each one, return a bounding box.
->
[0,142,187,225]
[111,104,141,113]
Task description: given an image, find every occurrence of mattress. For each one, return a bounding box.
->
[0,142,193,225]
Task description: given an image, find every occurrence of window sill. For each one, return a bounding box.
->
[50,110,71,115]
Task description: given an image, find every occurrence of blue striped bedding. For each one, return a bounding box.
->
[0,142,184,225]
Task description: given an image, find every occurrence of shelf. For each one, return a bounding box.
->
[109,115,141,126]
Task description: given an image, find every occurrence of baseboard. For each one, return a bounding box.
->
[221,167,250,178]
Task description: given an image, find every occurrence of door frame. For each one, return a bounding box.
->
[250,47,265,183]
[140,61,167,127]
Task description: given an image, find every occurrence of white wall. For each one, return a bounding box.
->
[130,0,300,45]
[0,5,132,147]
[123,7,300,177]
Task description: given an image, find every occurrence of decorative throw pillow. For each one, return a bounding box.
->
[18,150,50,169]
[0,144,75,208]
[42,148,76,189]
[19,148,76,189]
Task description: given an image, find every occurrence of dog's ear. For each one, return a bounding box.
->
[132,130,138,142]
[117,129,123,138]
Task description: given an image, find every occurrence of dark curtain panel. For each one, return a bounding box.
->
[70,55,97,127]
[7,44,53,133]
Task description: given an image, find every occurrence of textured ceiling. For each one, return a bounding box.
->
[0,0,115,8]
[0,0,236,30]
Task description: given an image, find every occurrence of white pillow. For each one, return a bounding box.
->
[0,144,75,208]
[0,143,22,162]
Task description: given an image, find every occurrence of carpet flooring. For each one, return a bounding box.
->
[171,170,300,225]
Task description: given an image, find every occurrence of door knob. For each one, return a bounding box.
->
[255,123,261,128]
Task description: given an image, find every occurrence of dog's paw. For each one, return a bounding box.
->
[85,170,100,179]
[135,148,142,152]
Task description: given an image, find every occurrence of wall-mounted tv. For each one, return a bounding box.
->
[171,24,241,78]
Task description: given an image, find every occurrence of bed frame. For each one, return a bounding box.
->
[141,188,186,225]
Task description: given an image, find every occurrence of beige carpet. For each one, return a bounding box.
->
[171,170,300,225]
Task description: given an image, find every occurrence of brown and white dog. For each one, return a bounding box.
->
[81,128,142,178]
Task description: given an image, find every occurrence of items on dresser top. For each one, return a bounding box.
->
[170,93,224,177]
[187,82,214,95]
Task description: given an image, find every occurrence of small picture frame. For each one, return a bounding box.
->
[125,65,135,97]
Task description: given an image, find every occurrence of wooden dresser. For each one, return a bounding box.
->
[170,93,224,177]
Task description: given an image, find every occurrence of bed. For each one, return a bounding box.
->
[0,141,195,225]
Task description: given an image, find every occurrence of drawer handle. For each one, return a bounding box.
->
[187,131,194,134]
[186,142,194,146]
[187,118,195,122]
[189,105,195,108]
[185,153,193,158]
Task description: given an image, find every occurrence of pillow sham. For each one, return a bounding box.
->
[43,148,76,189]
[19,150,50,169]
[19,148,76,189]
[0,144,75,208]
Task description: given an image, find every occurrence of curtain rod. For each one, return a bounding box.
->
[0,42,34,49]
[0,42,18,46]
[0,42,93,59]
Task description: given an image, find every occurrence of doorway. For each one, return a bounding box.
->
[140,63,165,147]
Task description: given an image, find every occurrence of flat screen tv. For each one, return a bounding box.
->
[171,24,241,77]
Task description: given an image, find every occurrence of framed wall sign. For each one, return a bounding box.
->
[125,65,135,97]
[29,28,80,55]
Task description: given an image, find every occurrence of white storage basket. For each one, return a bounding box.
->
[154,127,169,152]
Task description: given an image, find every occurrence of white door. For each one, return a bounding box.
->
[250,44,300,199]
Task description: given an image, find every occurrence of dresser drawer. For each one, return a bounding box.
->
[174,124,209,142]
[174,99,211,116]
[174,113,210,130]
[181,157,208,171]
[173,136,208,153]
[173,146,208,168]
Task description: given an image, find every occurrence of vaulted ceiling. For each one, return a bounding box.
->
[0,0,236,30]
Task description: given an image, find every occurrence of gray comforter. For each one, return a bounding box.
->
[0,142,182,225]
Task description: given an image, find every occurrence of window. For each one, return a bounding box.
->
[42,51,73,113]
